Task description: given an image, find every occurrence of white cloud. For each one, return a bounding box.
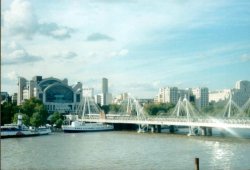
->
[2,41,43,65]
[38,23,74,40]
[53,51,78,60]
[3,0,38,39]
[6,70,19,80]
[2,0,74,40]
[86,33,114,41]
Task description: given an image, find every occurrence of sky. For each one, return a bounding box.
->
[1,0,250,98]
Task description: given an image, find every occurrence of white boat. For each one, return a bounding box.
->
[1,115,51,139]
[62,97,114,133]
[62,121,114,133]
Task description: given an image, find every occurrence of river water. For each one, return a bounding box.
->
[1,129,250,170]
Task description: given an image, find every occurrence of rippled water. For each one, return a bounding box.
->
[1,130,250,170]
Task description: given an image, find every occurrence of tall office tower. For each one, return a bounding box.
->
[231,80,250,107]
[100,78,112,106]
[102,78,108,93]
[17,77,27,105]
[192,87,209,110]
[28,80,35,98]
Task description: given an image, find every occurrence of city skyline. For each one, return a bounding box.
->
[1,0,250,98]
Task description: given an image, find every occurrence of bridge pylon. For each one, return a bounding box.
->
[119,93,146,118]
[171,96,201,135]
[119,93,148,132]
[76,96,104,119]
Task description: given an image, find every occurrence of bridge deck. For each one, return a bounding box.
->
[80,116,250,129]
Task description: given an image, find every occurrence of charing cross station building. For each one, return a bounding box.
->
[17,76,82,114]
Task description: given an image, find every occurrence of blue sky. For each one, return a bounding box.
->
[1,0,250,98]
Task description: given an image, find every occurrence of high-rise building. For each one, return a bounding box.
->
[192,87,209,110]
[165,87,179,104]
[231,80,250,107]
[156,86,208,110]
[99,78,112,106]
[156,87,179,104]
[17,76,82,113]
[17,77,26,105]
[102,78,108,93]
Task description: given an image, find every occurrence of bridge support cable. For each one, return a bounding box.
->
[119,93,149,132]
[223,92,245,118]
[75,96,104,120]
[170,96,202,135]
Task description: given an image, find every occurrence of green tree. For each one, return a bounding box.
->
[34,104,48,124]
[21,98,43,117]
[144,103,175,116]
[101,105,110,114]
[1,101,20,125]
[109,104,121,113]
[55,119,63,128]
[202,103,215,114]
[49,112,62,125]
[47,112,65,128]
[30,112,43,127]
[20,98,48,125]
[213,100,228,117]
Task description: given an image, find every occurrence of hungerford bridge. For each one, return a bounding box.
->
[70,94,250,136]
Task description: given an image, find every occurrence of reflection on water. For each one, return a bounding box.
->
[211,142,234,169]
[1,131,250,170]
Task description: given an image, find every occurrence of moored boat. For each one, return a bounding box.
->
[1,115,51,139]
[62,121,114,133]
[62,96,114,133]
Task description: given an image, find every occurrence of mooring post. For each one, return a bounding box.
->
[195,158,199,170]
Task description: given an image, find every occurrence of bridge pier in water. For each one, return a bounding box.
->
[200,127,207,136]
[150,125,155,132]
[200,127,212,136]
[207,127,212,136]
[156,125,161,133]
[150,125,161,133]
[169,125,175,133]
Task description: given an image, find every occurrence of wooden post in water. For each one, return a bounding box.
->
[195,158,199,170]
